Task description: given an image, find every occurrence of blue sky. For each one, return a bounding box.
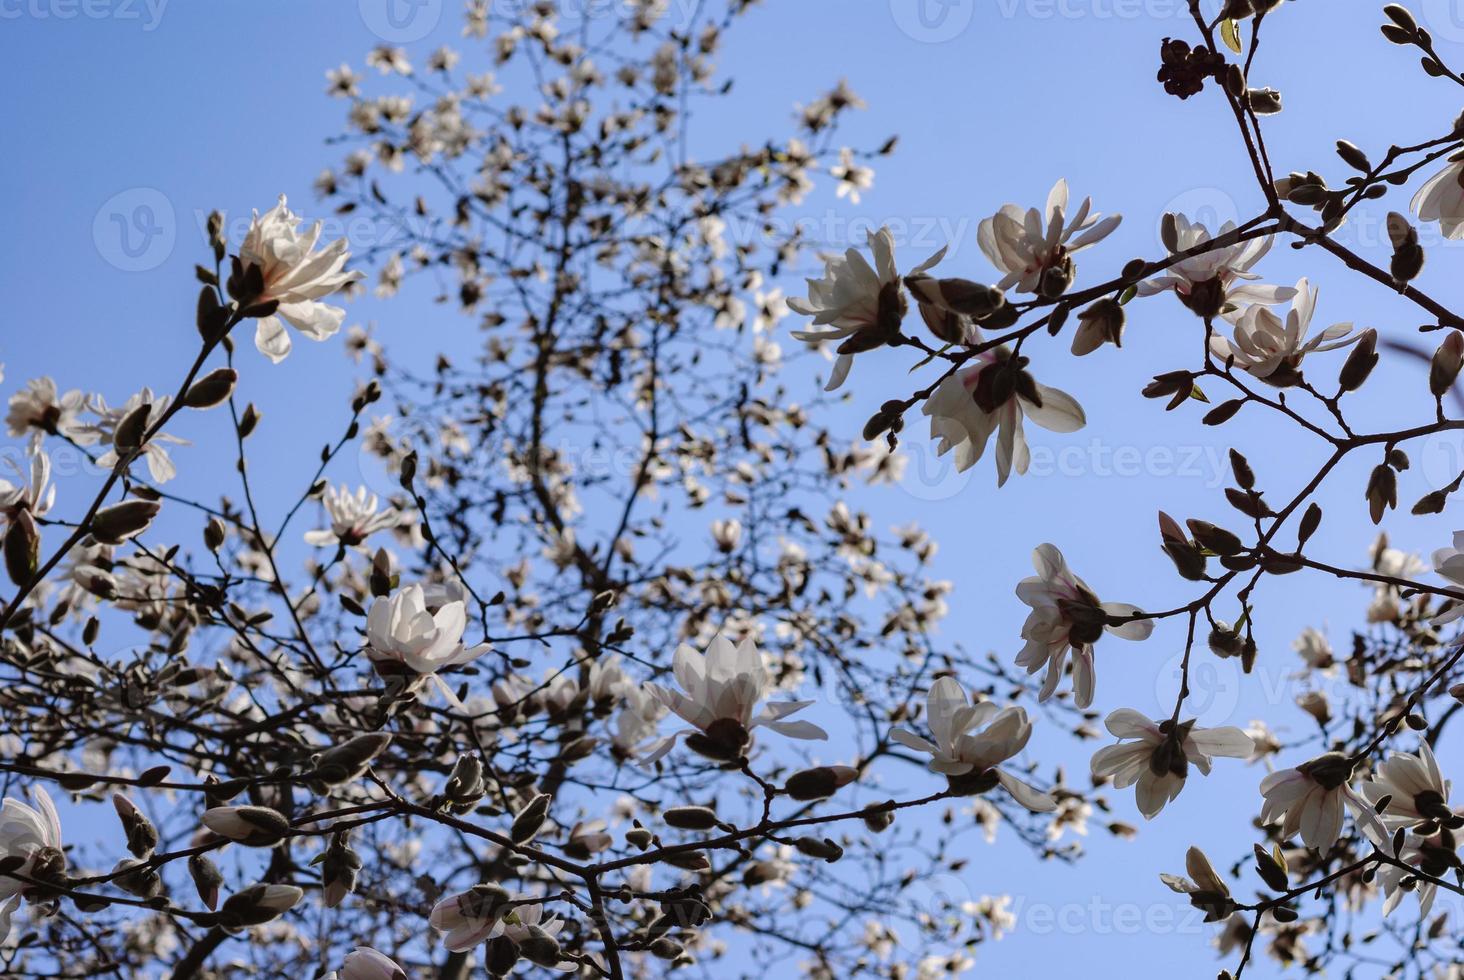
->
[4,1,1464,975]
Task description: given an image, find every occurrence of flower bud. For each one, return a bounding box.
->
[861,801,897,833]
[91,500,161,545]
[1431,330,1464,397]
[219,883,303,931]
[663,805,719,830]
[443,753,487,812]
[793,836,844,862]
[112,793,159,858]
[518,926,563,968]
[202,805,291,846]
[4,510,40,587]
[485,936,521,977]
[1337,328,1378,392]
[189,853,223,909]
[1246,87,1283,114]
[112,857,162,898]
[510,794,551,844]
[183,368,238,409]
[1366,463,1398,524]
[783,765,858,801]
[312,732,393,786]
[113,402,153,454]
[320,832,362,908]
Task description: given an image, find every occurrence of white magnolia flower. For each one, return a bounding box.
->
[1361,741,1454,829]
[1137,216,1294,316]
[331,946,405,980]
[830,147,873,204]
[1089,708,1253,818]
[88,388,189,484]
[430,887,573,968]
[0,447,55,524]
[641,633,827,763]
[1208,278,1358,382]
[1291,627,1335,673]
[5,378,92,443]
[922,344,1085,487]
[0,788,64,941]
[890,677,1055,812]
[366,585,490,687]
[1014,544,1153,708]
[1377,833,1441,918]
[611,684,667,757]
[1411,155,1464,240]
[304,485,399,548]
[977,178,1120,295]
[1259,753,1389,852]
[1430,530,1464,624]
[239,195,364,363]
[788,228,933,391]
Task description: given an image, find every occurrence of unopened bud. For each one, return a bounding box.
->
[183,368,238,409]
[1431,330,1464,397]
[92,500,161,545]
[112,793,159,858]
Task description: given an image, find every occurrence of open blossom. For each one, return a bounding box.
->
[1411,154,1464,240]
[5,377,92,444]
[327,947,405,980]
[1015,544,1153,708]
[430,886,573,968]
[304,484,399,548]
[240,195,364,363]
[640,633,826,764]
[1291,627,1335,673]
[1137,216,1294,318]
[611,684,667,757]
[88,388,189,484]
[0,788,64,941]
[1259,753,1388,852]
[922,344,1085,487]
[830,146,873,203]
[1360,741,1455,829]
[1208,278,1358,383]
[890,677,1055,812]
[977,178,1120,296]
[788,228,933,391]
[1377,833,1442,918]
[366,584,490,681]
[1089,709,1253,818]
[1429,530,1464,624]
[0,447,55,525]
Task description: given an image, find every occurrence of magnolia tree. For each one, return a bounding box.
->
[5,0,1464,977]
